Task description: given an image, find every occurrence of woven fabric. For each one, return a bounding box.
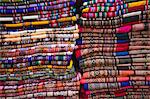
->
[0,0,80,98]
[77,0,150,98]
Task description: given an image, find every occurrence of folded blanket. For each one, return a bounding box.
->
[82,64,150,72]
[82,70,150,78]
[79,22,150,32]
[2,16,76,28]
[0,0,76,6]
[0,90,79,98]
[80,76,150,84]
[0,1,76,14]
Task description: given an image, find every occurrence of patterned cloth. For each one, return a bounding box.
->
[0,0,80,98]
[77,0,150,98]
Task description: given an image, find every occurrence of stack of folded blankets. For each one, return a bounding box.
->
[76,0,150,98]
[0,0,81,98]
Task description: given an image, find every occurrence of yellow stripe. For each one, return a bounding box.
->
[57,16,77,22]
[4,16,77,28]
[32,20,49,26]
[5,23,22,27]
[82,8,89,13]
[128,0,146,8]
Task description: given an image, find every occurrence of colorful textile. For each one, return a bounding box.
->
[0,0,80,98]
[77,0,150,98]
